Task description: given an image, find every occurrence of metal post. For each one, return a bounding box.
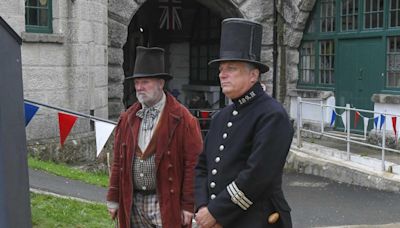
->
[346,104,351,160]
[320,100,324,134]
[382,111,386,171]
[297,97,302,148]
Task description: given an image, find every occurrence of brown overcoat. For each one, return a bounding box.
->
[107,92,203,228]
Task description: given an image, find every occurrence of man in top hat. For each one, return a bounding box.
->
[194,18,294,228]
[107,46,203,228]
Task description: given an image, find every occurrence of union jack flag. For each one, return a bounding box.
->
[158,0,182,30]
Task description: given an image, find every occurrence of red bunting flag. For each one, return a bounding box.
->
[199,110,210,129]
[58,112,77,147]
[354,111,360,128]
[392,116,397,138]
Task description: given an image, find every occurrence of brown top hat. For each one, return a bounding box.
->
[209,18,269,73]
[125,46,173,80]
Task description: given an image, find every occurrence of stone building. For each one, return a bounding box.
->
[1,0,399,161]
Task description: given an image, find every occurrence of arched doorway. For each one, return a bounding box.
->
[121,0,242,109]
[107,0,279,120]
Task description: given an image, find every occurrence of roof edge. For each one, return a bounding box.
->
[0,16,22,45]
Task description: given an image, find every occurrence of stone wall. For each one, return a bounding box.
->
[107,0,139,120]
[22,0,109,144]
[0,0,25,35]
[0,0,109,161]
[279,0,315,109]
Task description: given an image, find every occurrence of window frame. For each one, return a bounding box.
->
[25,0,53,34]
[189,8,221,86]
[386,36,400,89]
[300,0,400,92]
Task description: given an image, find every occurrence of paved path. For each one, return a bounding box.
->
[29,169,400,228]
[284,172,400,228]
[29,169,107,203]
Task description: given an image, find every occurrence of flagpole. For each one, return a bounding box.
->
[24,99,117,125]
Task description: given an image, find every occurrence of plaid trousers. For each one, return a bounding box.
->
[131,193,162,228]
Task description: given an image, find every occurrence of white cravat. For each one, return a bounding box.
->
[137,93,166,151]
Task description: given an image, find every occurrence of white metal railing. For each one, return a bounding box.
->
[296,97,400,171]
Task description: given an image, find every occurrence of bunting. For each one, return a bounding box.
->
[354,111,360,128]
[374,116,379,129]
[199,110,210,129]
[327,108,399,140]
[23,101,400,152]
[330,110,336,127]
[341,111,347,132]
[363,117,369,138]
[94,121,116,157]
[24,103,39,126]
[58,112,78,147]
[380,114,386,130]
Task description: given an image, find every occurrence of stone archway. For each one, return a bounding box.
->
[106,0,311,119]
[276,0,316,107]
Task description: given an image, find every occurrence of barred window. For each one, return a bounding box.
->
[25,0,52,33]
[299,42,315,84]
[320,0,336,32]
[387,37,400,88]
[190,8,221,85]
[364,0,384,29]
[319,40,335,84]
[389,0,400,27]
[341,0,358,31]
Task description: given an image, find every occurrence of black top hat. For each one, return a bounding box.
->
[125,46,173,80]
[209,18,269,73]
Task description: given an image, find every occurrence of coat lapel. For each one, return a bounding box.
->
[126,104,141,162]
[155,93,181,170]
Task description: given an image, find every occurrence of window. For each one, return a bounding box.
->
[25,0,52,33]
[387,37,400,88]
[301,0,400,91]
[299,40,335,87]
[299,42,315,84]
[364,0,384,29]
[341,0,358,31]
[389,0,400,27]
[190,8,221,85]
[320,0,336,32]
[319,40,335,84]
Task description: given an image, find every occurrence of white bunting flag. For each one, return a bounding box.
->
[341,111,347,132]
[363,117,369,138]
[95,121,116,157]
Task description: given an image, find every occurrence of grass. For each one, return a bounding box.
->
[28,156,109,187]
[31,192,114,228]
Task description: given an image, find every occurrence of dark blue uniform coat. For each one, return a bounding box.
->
[195,83,293,228]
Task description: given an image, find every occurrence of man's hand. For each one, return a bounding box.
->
[108,207,117,220]
[211,223,223,228]
[181,210,193,225]
[195,207,217,228]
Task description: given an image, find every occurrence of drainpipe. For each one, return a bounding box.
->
[272,0,278,99]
